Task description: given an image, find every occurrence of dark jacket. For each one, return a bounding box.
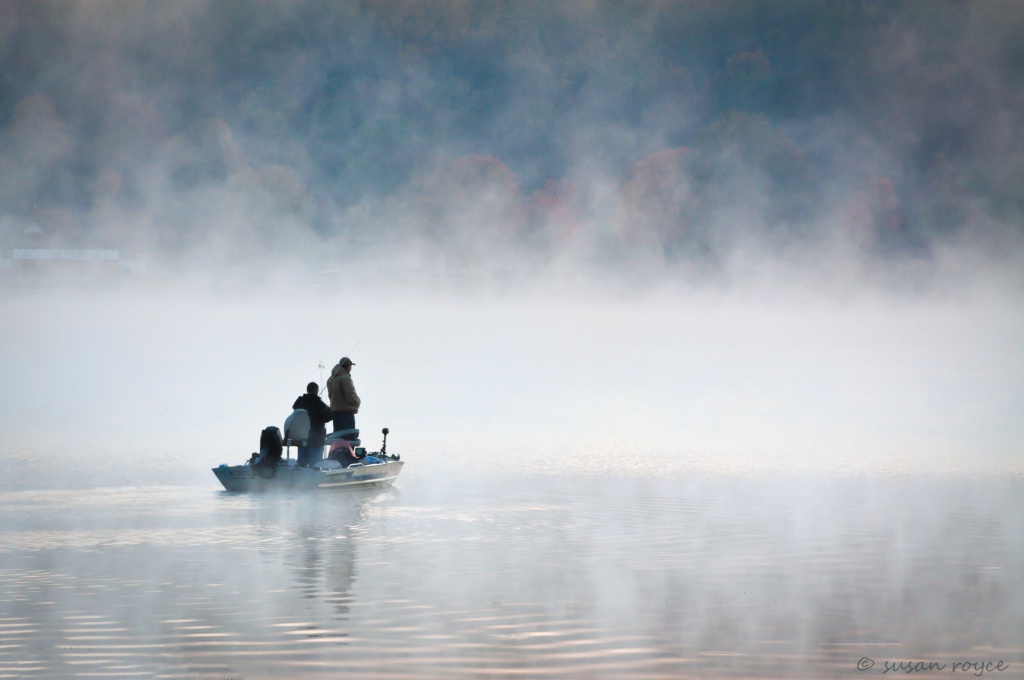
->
[292,393,334,446]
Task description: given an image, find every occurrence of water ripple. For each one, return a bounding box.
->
[0,476,1019,678]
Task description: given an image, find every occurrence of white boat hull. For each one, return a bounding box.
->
[213,459,403,493]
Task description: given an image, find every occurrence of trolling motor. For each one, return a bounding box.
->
[380,427,400,461]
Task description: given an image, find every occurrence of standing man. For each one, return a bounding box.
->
[327,356,360,432]
[293,382,333,467]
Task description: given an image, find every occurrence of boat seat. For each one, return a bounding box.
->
[283,409,311,446]
[326,429,360,446]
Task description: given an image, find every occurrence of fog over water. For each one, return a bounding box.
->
[1,2,1023,678]
[1,271,1022,678]
[2,272,1023,483]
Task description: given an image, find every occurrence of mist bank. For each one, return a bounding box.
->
[1,1,1022,279]
[2,273,1022,481]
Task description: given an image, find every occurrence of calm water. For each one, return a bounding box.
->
[0,459,1021,680]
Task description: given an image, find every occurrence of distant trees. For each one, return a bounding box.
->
[0,95,74,221]
[0,0,1020,267]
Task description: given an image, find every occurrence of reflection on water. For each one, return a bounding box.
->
[0,473,1021,679]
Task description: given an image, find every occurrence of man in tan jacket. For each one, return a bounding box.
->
[327,356,361,432]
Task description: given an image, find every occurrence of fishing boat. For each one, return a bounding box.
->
[212,415,403,492]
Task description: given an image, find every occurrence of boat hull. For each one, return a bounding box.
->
[213,460,403,493]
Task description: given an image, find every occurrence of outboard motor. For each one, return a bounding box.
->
[252,426,283,476]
